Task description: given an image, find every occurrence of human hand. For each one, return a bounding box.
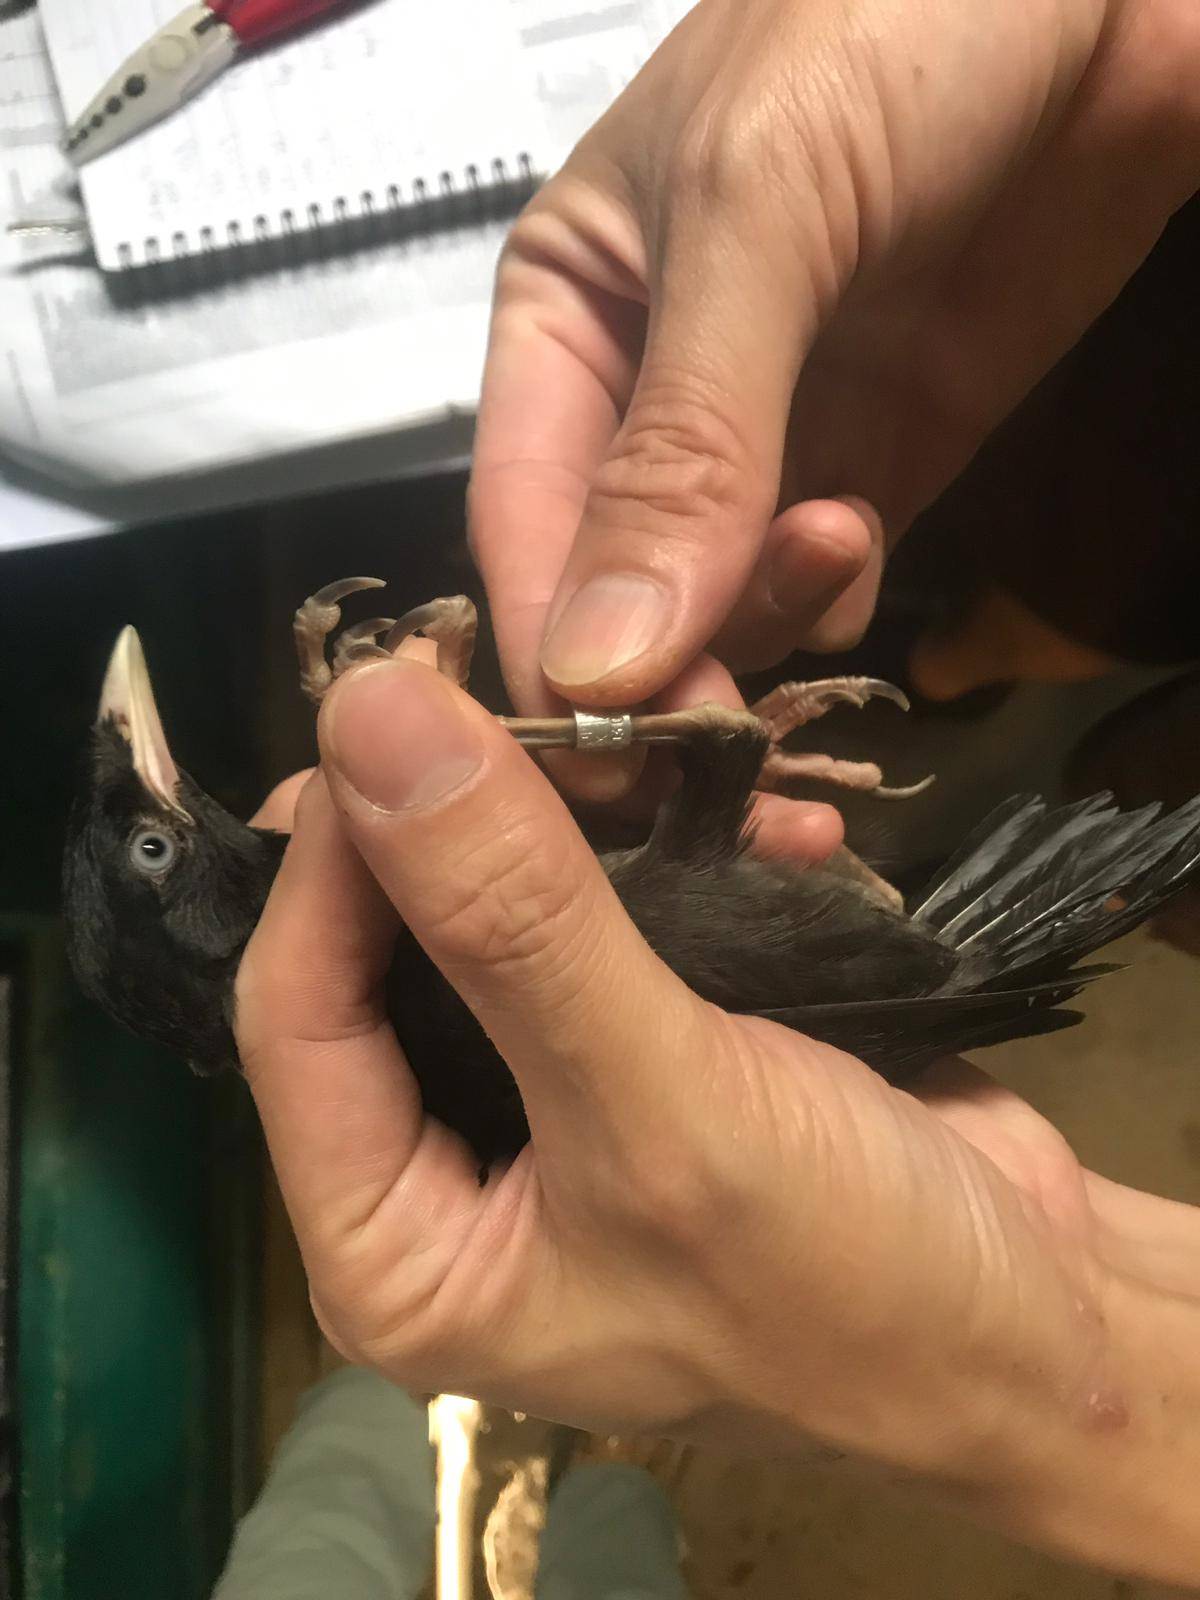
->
[469,0,1200,798]
[237,658,1200,1582]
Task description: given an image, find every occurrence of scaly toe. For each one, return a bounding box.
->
[872,775,937,800]
[332,616,397,675]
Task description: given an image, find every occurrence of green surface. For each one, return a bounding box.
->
[13,919,257,1599]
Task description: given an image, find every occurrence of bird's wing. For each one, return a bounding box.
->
[746,964,1121,1080]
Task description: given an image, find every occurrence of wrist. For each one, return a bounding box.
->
[955,1265,1200,1582]
[688,1244,1200,1582]
[1036,1269,1200,1582]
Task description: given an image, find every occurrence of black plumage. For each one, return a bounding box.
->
[63,627,1200,1162]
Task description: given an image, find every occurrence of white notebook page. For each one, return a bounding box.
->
[41,0,691,271]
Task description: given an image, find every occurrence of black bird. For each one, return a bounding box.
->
[63,588,1200,1162]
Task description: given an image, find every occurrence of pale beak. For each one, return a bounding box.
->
[99,626,192,821]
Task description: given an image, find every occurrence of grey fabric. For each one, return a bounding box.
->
[535,1464,686,1600]
[213,1370,684,1599]
[212,1368,435,1600]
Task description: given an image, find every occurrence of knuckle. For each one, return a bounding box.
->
[419,823,595,988]
[669,87,846,303]
[669,103,760,209]
[591,384,769,536]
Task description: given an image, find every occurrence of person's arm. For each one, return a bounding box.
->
[469,0,1200,802]
[236,658,1200,1583]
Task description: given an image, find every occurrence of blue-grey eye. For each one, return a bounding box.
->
[128,827,177,875]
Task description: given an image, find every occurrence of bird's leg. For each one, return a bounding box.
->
[380,596,478,689]
[295,590,916,904]
[502,687,919,907]
[636,703,904,909]
[642,705,774,862]
[293,577,388,706]
[502,678,930,801]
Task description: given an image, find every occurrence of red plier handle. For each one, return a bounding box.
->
[206,0,347,47]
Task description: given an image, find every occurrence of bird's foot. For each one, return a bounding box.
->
[293,582,479,705]
[294,577,389,706]
[758,748,933,802]
[748,678,934,801]
[748,677,908,741]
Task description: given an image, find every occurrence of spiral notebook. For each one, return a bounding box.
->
[40,0,691,278]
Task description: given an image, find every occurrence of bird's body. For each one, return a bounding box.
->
[63,611,1200,1163]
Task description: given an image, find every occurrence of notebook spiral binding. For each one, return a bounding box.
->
[108,153,539,305]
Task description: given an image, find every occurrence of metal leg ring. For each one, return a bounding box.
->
[573,710,634,751]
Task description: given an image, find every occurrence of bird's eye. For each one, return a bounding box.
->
[128,827,177,875]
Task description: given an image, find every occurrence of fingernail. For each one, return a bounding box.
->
[540,573,669,688]
[323,659,484,812]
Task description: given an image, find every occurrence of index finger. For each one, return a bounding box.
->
[469,207,649,798]
[470,199,647,689]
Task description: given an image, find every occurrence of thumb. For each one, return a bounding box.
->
[317,656,715,1172]
[538,210,817,703]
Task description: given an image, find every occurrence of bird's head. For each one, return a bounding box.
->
[63,627,287,1073]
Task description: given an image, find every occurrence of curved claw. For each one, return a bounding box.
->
[806,678,911,713]
[338,616,397,642]
[309,576,386,608]
[383,596,478,686]
[810,687,866,709]
[332,616,398,675]
[750,676,911,744]
[873,774,937,801]
[853,677,911,712]
[295,578,389,706]
[382,597,473,655]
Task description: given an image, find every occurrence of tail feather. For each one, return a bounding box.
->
[992,797,1200,979]
[929,796,1142,945]
[878,1009,1085,1076]
[914,791,1200,974]
[910,794,1049,924]
[751,971,1115,1077]
[954,802,1161,953]
[749,789,1200,1084]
